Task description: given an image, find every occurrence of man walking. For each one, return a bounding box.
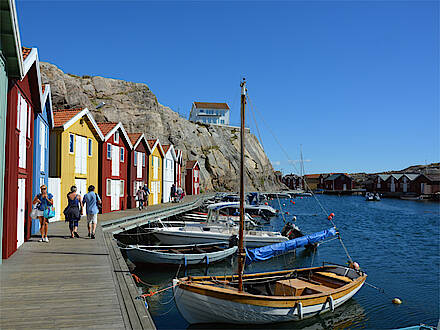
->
[83,185,101,239]
[142,184,150,206]
[136,187,146,210]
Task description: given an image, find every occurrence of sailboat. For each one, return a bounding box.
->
[172,79,366,325]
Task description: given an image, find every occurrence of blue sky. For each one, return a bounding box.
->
[17,0,439,174]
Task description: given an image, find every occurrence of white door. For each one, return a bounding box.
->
[75,136,87,174]
[17,178,26,248]
[134,181,143,208]
[112,145,119,176]
[391,178,395,192]
[421,183,425,194]
[111,180,120,211]
[343,183,347,191]
[75,178,87,216]
[48,178,61,221]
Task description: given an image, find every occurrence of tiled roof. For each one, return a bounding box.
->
[194,102,230,110]
[324,173,350,181]
[162,145,170,154]
[147,139,158,149]
[22,47,32,60]
[128,133,142,146]
[305,174,320,179]
[53,108,83,127]
[186,160,198,169]
[97,122,118,137]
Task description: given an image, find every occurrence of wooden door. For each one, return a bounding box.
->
[75,178,87,216]
[17,178,26,248]
[18,93,28,169]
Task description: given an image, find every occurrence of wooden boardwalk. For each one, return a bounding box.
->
[0,194,212,329]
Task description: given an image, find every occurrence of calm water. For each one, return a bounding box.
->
[131,195,440,329]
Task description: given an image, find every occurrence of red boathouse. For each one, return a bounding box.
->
[127,133,150,209]
[3,47,43,258]
[185,160,200,195]
[97,122,132,213]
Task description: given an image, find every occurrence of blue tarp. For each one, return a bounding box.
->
[245,227,337,265]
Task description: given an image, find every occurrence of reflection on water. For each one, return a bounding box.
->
[128,195,440,329]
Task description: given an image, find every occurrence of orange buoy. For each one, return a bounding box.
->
[392,298,402,305]
[330,213,335,217]
[328,215,333,220]
[290,200,293,203]
[264,202,268,205]
[285,212,289,215]
[292,201,295,205]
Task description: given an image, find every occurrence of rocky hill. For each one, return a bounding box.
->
[40,62,283,192]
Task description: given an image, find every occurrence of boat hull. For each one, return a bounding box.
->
[124,245,237,265]
[172,266,366,325]
[153,229,288,248]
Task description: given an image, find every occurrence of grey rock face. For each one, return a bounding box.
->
[40,62,284,192]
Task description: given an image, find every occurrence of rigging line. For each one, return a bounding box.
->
[246,97,265,150]
[246,92,355,261]
[247,92,331,220]
[275,193,287,223]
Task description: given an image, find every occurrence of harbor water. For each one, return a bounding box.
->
[132,195,440,329]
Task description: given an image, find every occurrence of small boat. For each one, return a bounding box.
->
[394,325,437,330]
[373,193,381,201]
[207,201,278,220]
[400,195,421,201]
[121,242,237,265]
[173,264,367,324]
[365,193,374,201]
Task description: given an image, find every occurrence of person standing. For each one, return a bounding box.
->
[136,188,146,210]
[83,185,101,239]
[32,185,54,242]
[142,184,150,206]
[170,184,176,202]
[64,186,83,238]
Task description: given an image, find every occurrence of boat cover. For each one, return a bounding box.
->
[245,227,337,265]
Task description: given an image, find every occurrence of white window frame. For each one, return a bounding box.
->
[106,179,112,196]
[142,153,145,167]
[120,147,124,162]
[88,138,92,157]
[69,134,75,154]
[107,143,112,159]
[114,131,119,143]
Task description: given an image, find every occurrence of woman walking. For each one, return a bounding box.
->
[32,185,54,242]
[64,186,83,238]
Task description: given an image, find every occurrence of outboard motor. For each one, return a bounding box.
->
[281,222,304,240]
[229,234,238,248]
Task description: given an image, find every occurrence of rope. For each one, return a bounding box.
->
[137,283,179,299]
[132,274,154,287]
[338,235,353,263]
[275,194,287,223]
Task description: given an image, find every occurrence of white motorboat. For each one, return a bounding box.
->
[121,242,237,265]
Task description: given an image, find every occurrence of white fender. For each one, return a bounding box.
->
[327,295,335,312]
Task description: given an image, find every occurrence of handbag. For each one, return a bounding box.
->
[43,206,56,219]
[30,205,39,219]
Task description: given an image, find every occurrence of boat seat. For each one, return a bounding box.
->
[170,249,183,254]
[315,271,352,283]
[274,279,334,296]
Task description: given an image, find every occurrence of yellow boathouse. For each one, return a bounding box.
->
[49,108,104,220]
[147,139,164,205]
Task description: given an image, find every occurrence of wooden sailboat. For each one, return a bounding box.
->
[172,79,367,325]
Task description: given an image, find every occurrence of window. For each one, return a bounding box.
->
[134,151,137,166]
[88,138,92,156]
[106,179,112,196]
[114,131,119,143]
[120,147,124,162]
[120,180,124,196]
[40,122,46,172]
[107,143,112,159]
[142,153,145,167]
[153,156,159,179]
[220,120,224,124]
[69,134,75,153]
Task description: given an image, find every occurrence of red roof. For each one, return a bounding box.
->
[97,122,118,137]
[128,133,142,146]
[305,174,320,179]
[186,160,198,170]
[194,102,230,110]
[53,109,83,127]
[22,47,32,60]
[162,145,170,154]
[147,139,158,150]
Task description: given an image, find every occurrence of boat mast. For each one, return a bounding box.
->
[238,78,246,292]
[300,144,305,190]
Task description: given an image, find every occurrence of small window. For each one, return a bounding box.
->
[120,147,124,162]
[88,138,92,156]
[107,143,112,159]
[134,151,137,166]
[120,180,124,196]
[69,134,74,153]
[106,179,111,196]
[142,153,145,167]
[114,131,119,143]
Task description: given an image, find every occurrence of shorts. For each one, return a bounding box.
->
[87,213,98,224]
[36,210,44,217]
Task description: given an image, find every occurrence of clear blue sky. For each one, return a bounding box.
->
[17,0,439,175]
